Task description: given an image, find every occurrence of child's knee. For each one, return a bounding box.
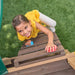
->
[50,27,56,32]
[53,21,56,27]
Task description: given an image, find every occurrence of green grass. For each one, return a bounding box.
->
[0,0,75,58]
[0,24,23,58]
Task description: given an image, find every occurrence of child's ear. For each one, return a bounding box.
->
[29,20,31,26]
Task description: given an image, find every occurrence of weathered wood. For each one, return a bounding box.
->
[18,52,65,67]
[14,45,65,67]
[20,32,59,50]
[3,32,75,75]
[2,58,12,66]
[7,52,75,73]
[15,32,65,67]
[65,49,70,54]
[6,60,71,75]
[46,68,75,75]
[6,53,64,70]
[18,40,62,56]
[68,56,75,70]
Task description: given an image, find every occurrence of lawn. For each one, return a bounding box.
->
[0,0,75,58]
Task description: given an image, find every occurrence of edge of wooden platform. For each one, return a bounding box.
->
[7,52,75,73]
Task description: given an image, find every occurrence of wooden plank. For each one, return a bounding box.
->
[38,32,59,40]
[46,68,75,75]
[21,33,48,50]
[53,32,59,40]
[16,51,65,67]
[34,32,59,41]
[7,52,75,73]
[18,40,62,56]
[21,32,59,50]
[34,32,59,43]
[1,49,65,67]
[2,58,12,66]
[7,53,64,70]
[68,56,75,70]
[14,45,65,67]
[65,49,70,54]
[6,60,71,75]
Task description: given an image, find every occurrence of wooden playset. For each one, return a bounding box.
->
[1,32,75,75]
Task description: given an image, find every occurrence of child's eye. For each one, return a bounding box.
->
[25,26,28,29]
[19,30,22,32]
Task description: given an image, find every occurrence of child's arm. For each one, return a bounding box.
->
[35,22,57,52]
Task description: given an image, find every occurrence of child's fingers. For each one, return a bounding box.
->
[46,45,57,53]
[52,46,54,52]
[48,47,50,52]
[54,45,57,51]
[49,47,51,52]
[47,47,49,53]
[50,47,52,52]
[45,45,57,53]
[45,47,49,53]
[53,45,57,52]
[45,47,47,51]
[46,47,51,52]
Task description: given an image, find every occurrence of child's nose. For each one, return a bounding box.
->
[24,30,27,34]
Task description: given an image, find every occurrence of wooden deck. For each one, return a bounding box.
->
[5,32,75,75]
[14,32,65,67]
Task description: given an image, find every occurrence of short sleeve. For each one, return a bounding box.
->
[33,10,40,22]
[25,10,40,22]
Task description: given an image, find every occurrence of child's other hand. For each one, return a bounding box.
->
[45,43,57,53]
[25,40,31,46]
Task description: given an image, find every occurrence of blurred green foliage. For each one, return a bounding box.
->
[0,24,23,58]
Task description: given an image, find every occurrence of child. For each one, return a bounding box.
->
[12,10,57,52]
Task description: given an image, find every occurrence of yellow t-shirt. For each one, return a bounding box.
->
[17,10,45,41]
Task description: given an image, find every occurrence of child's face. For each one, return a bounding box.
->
[16,21,32,37]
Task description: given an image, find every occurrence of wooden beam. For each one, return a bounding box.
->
[7,52,75,73]
[2,58,12,65]
[18,44,64,56]
[7,60,71,75]
[68,56,75,70]
[14,45,64,67]
[21,32,59,50]
[64,49,70,54]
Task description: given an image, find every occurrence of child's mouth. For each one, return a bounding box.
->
[25,32,31,37]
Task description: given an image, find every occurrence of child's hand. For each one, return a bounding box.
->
[25,40,31,46]
[45,43,57,53]
[25,40,34,47]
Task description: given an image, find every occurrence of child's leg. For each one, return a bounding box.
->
[39,11,56,32]
[50,26,56,32]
